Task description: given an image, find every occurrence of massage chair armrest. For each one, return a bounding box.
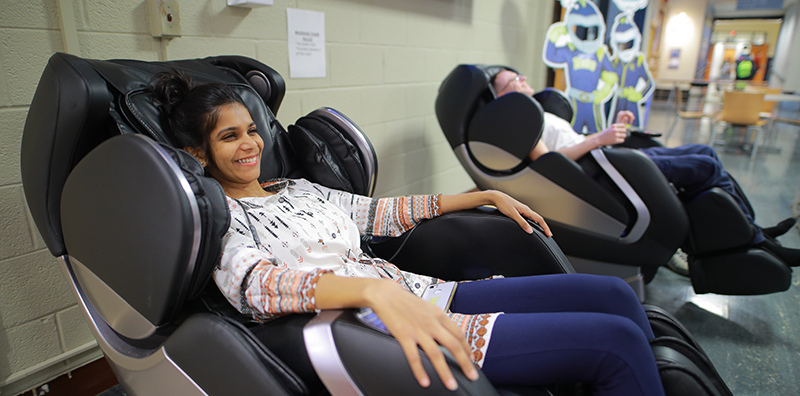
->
[532,88,573,123]
[467,92,545,172]
[681,187,756,255]
[615,132,663,149]
[547,148,687,268]
[305,309,502,396]
[164,313,306,396]
[368,207,574,281]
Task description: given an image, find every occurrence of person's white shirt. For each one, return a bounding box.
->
[541,112,585,152]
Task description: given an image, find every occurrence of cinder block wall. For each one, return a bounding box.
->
[0,0,552,392]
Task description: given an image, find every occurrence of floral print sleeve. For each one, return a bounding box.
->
[214,198,330,320]
[292,179,442,237]
[448,313,499,368]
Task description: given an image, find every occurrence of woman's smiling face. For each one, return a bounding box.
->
[204,102,264,193]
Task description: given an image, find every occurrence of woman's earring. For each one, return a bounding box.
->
[199,159,207,167]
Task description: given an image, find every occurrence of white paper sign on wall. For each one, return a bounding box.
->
[287,8,326,78]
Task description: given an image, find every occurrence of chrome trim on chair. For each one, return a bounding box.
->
[60,256,209,396]
[590,149,651,243]
[144,136,203,283]
[468,141,523,171]
[71,257,157,340]
[309,107,379,196]
[304,310,364,396]
[455,145,627,239]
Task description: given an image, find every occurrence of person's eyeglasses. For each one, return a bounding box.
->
[500,74,524,92]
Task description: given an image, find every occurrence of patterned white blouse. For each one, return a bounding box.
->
[215,178,499,366]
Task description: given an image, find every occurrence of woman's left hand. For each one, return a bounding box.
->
[486,190,552,236]
[439,190,552,237]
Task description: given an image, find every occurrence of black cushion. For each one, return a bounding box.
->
[61,135,218,327]
[533,88,573,123]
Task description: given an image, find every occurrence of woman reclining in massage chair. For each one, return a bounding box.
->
[150,70,667,396]
[491,69,799,268]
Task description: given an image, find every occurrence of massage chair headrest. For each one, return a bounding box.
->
[436,64,544,175]
[21,53,302,257]
[436,64,509,149]
[481,64,574,123]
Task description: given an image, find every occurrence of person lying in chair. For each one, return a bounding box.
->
[149,70,672,396]
[492,69,799,268]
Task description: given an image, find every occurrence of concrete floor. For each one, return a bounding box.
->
[643,90,800,396]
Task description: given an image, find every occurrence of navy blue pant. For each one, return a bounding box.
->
[639,144,763,244]
[451,274,664,396]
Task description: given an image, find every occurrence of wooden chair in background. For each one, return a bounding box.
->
[711,90,767,160]
[665,84,713,141]
[757,87,781,126]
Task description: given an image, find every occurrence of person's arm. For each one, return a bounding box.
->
[554,123,626,161]
[530,111,634,162]
[560,110,633,160]
[296,179,440,237]
[439,190,552,236]
[299,179,550,237]
[315,274,479,391]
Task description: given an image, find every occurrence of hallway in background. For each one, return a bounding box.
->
[644,91,800,396]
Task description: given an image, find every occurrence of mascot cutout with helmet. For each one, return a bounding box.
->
[544,0,655,131]
[608,0,654,128]
[544,0,617,134]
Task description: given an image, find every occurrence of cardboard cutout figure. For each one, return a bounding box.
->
[610,0,648,16]
[609,13,654,127]
[543,0,617,134]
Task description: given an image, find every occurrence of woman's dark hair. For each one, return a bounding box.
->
[149,69,246,151]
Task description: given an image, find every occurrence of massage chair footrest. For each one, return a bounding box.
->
[688,248,792,295]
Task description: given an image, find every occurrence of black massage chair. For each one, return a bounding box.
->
[21,53,581,396]
[435,64,792,298]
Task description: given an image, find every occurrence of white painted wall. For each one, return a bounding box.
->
[656,0,709,81]
[0,0,552,392]
[770,2,800,91]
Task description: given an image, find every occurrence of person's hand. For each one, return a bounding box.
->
[486,190,553,237]
[597,123,628,146]
[616,110,636,125]
[364,279,479,390]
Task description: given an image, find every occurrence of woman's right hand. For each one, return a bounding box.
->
[596,123,628,146]
[315,275,479,390]
[363,279,479,390]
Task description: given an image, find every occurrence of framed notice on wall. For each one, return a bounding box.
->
[668,48,681,70]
